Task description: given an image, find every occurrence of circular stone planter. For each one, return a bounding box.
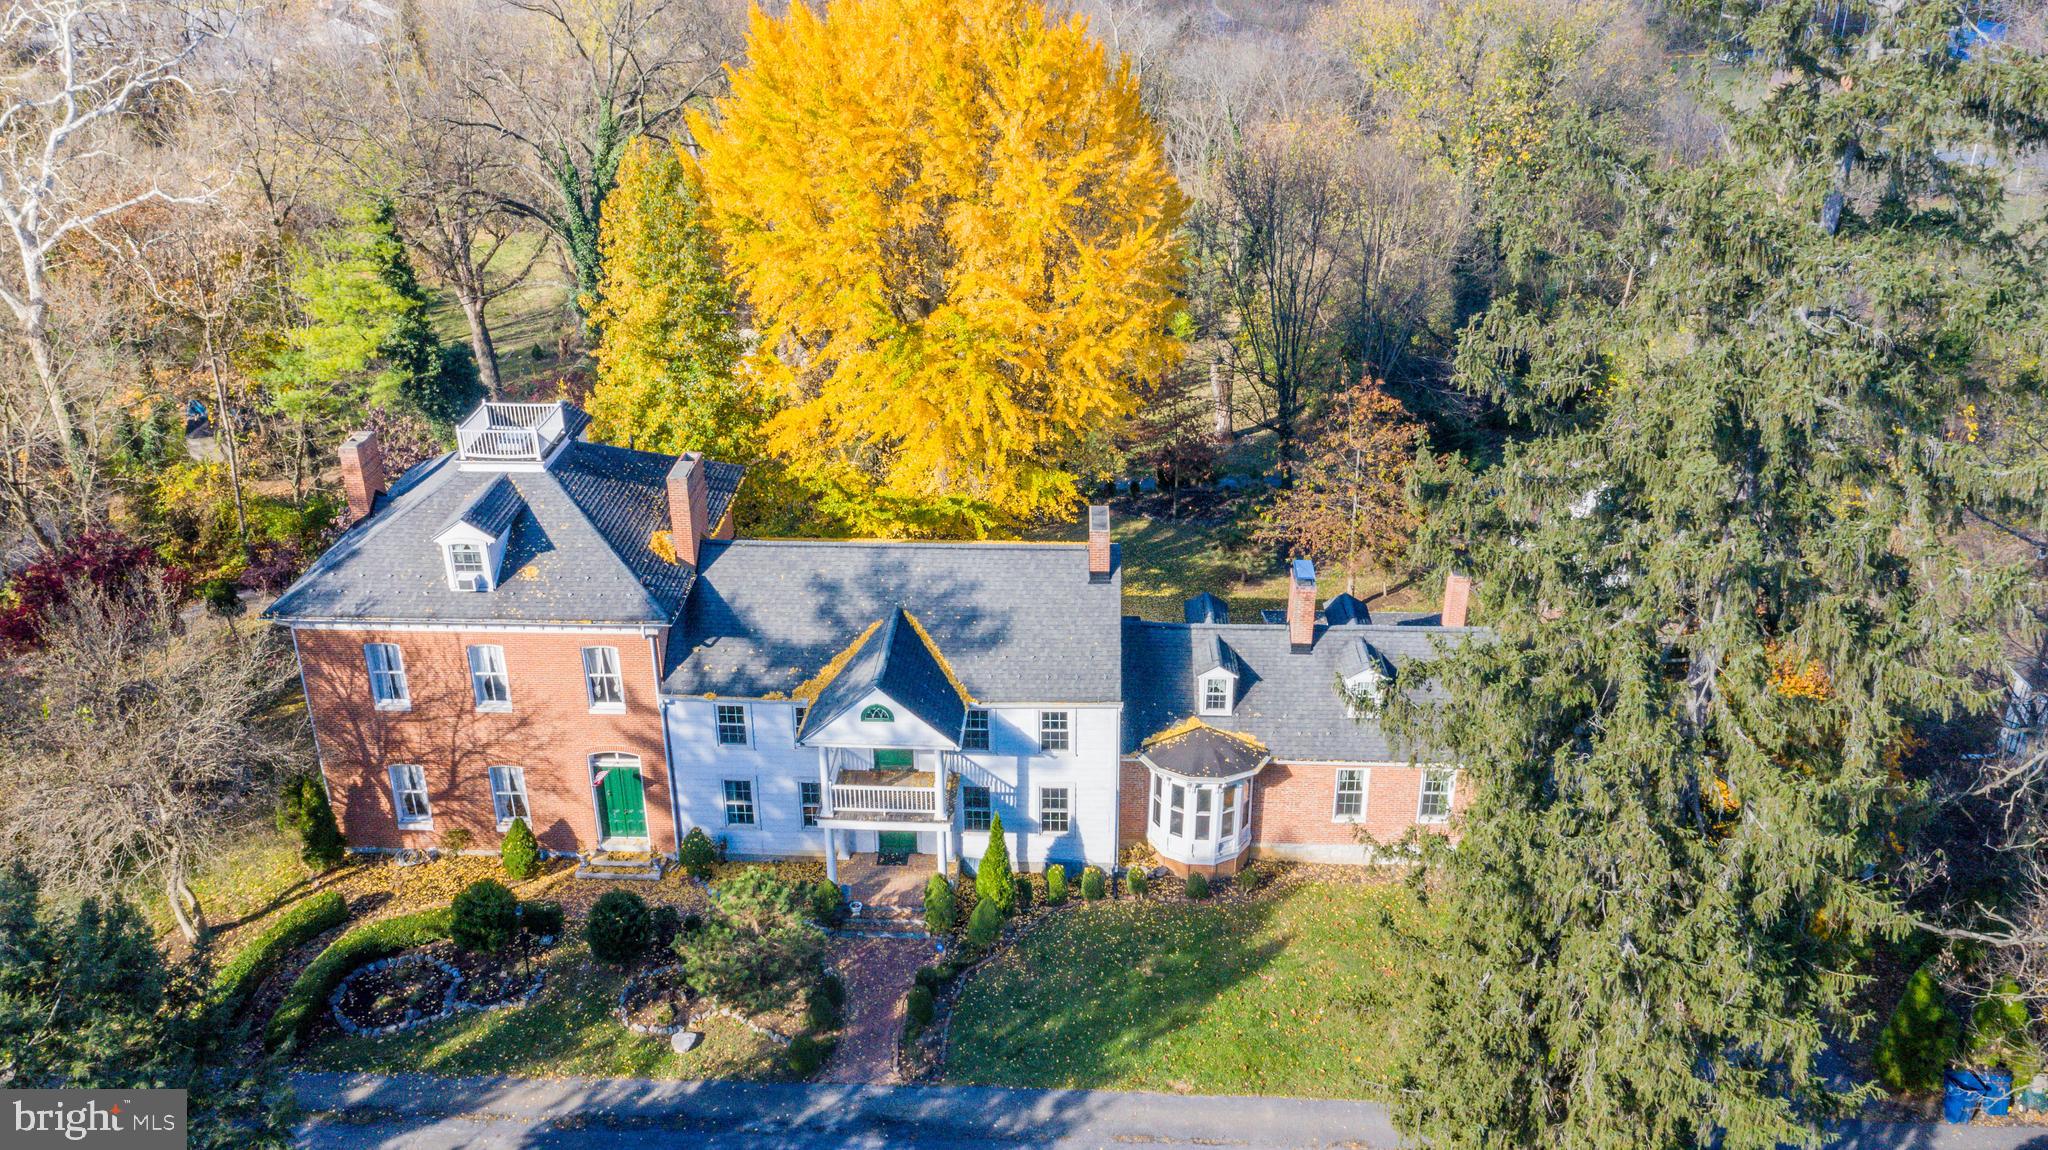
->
[616,965,693,1037]
[331,950,544,1037]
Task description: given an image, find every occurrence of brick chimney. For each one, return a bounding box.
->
[338,429,385,524]
[1287,558,1316,652]
[1442,571,1473,628]
[1087,504,1112,582]
[666,452,712,568]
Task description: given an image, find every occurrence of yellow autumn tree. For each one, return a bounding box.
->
[690,0,1186,536]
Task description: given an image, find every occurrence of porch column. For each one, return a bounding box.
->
[936,820,949,873]
[825,830,839,883]
[817,748,834,817]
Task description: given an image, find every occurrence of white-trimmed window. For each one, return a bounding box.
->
[723,779,756,825]
[388,764,431,828]
[1038,711,1070,753]
[1168,782,1185,837]
[468,644,511,710]
[582,646,625,711]
[1418,768,1455,824]
[793,706,808,738]
[963,708,991,751]
[1195,787,1213,840]
[1040,787,1070,833]
[716,704,749,746]
[800,781,821,827]
[448,542,488,590]
[364,643,409,709]
[1149,774,1162,827]
[488,766,530,830]
[963,785,992,831]
[1221,783,1240,838]
[1334,768,1367,820]
[1201,675,1231,715]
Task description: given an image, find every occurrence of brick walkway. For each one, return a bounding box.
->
[820,935,939,1084]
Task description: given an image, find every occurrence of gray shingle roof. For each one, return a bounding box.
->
[800,607,969,743]
[452,474,524,537]
[1122,616,1473,761]
[265,438,742,627]
[663,540,1122,703]
[1184,592,1229,624]
[1137,723,1270,779]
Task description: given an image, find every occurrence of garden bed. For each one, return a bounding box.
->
[332,953,460,1035]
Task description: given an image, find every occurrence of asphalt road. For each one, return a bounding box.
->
[293,1072,2048,1150]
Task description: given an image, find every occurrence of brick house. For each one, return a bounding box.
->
[267,400,1475,887]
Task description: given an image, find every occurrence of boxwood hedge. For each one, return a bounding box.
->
[212,890,349,1022]
[264,907,452,1052]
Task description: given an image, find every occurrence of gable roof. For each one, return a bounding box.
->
[1122,614,1473,761]
[799,608,969,743]
[265,438,743,627]
[1184,592,1229,624]
[662,540,1122,703]
[449,474,524,538]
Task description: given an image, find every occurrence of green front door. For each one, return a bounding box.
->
[872,749,915,771]
[877,831,918,864]
[597,765,647,840]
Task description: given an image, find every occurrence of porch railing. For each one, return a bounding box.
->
[456,402,569,463]
[830,785,937,816]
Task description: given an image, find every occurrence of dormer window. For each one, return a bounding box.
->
[1200,675,1232,716]
[435,474,523,593]
[448,543,488,590]
[1340,637,1392,718]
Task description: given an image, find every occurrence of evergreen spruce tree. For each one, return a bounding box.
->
[277,776,346,871]
[1390,4,2048,1147]
[976,813,1016,916]
[499,817,539,882]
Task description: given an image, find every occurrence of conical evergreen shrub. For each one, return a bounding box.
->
[500,817,539,881]
[277,776,346,870]
[976,813,1016,916]
[1874,963,1959,1093]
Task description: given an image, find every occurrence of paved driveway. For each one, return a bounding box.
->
[293,1072,2048,1150]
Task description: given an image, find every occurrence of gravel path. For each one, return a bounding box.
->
[820,934,940,1084]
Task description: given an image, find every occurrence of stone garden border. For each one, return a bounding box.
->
[613,964,797,1048]
[330,951,544,1037]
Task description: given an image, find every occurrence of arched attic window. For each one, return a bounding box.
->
[860,704,895,722]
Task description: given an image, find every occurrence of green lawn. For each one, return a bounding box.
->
[945,880,1430,1098]
[303,940,787,1080]
[426,229,580,400]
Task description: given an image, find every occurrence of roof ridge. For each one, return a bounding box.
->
[510,469,667,620]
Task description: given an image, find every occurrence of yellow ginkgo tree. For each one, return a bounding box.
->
[690,0,1186,536]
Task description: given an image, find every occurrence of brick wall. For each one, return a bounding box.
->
[1117,758,1149,847]
[1251,761,1464,854]
[295,627,673,856]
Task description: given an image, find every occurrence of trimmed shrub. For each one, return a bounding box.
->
[914,965,947,992]
[906,984,935,1027]
[1185,872,1211,900]
[500,817,540,881]
[1874,962,1960,1093]
[265,907,452,1051]
[451,880,518,953]
[1125,868,1149,897]
[276,776,346,870]
[585,889,651,965]
[212,890,348,1020]
[1236,863,1264,894]
[924,873,956,934]
[809,879,843,925]
[967,898,1002,948]
[1045,864,1068,905]
[439,827,474,854]
[678,828,717,879]
[1969,976,2041,1082]
[649,905,683,951]
[1012,875,1033,913]
[786,1032,833,1076]
[818,970,847,1009]
[975,813,1016,915]
[682,912,703,934]
[805,981,843,1031]
[1079,866,1106,901]
[517,900,564,939]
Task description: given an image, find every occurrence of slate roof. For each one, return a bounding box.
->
[451,474,524,537]
[266,437,743,627]
[1137,722,1270,780]
[663,540,1123,703]
[799,608,969,744]
[1122,615,1473,761]
[1184,592,1229,624]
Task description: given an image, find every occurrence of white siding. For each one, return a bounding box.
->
[665,698,825,858]
[953,704,1120,872]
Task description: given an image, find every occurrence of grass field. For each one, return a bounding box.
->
[425,230,581,401]
[944,879,1431,1098]
[302,940,786,1081]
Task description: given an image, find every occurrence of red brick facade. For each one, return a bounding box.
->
[295,626,673,856]
[1250,760,1464,853]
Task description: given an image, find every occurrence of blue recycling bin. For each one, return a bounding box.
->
[1945,1069,1987,1124]
[1983,1069,2015,1117]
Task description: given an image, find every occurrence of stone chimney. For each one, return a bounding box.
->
[1287,558,1317,652]
[1442,572,1473,628]
[666,452,712,568]
[338,429,385,524]
[1087,504,1112,582]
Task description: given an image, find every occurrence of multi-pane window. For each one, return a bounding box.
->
[1221,784,1239,838]
[1417,768,1455,823]
[1038,711,1070,752]
[716,704,749,745]
[800,781,821,827]
[388,764,430,827]
[723,779,756,825]
[1039,787,1070,833]
[1194,787,1213,840]
[1168,782,1185,837]
[448,543,487,589]
[582,646,625,710]
[963,784,993,831]
[1334,768,1366,820]
[468,645,511,709]
[1202,677,1229,714]
[364,643,408,708]
[1150,774,1162,827]
[488,766,530,829]
[962,708,991,751]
